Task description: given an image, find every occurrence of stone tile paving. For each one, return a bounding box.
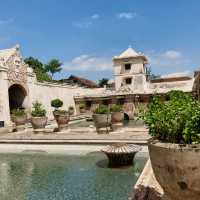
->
[0,126,150,142]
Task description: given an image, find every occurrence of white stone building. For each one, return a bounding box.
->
[74,47,197,119]
[113,47,148,92]
[0,45,199,126]
[0,45,105,126]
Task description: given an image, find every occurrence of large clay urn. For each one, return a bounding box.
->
[14,115,27,131]
[111,112,124,123]
[54,112,69,131]
[149,140,200,200]
[31,116,47,132]
[92,114,111,133]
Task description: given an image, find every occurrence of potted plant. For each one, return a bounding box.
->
[79,103,86,113]
[92,105,111,133]
[68,106,75,116]
[110,104,124,124]
[11,108,27,131]
[31,101,47,132]
[51,99,69,131]
[140,90,200,200]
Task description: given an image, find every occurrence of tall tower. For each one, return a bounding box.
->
[113,47,148,91]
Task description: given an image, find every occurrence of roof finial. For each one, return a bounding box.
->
[15,44,20,50]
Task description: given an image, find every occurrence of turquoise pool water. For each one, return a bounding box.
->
[0,153,147,200]
[69,119,144,128]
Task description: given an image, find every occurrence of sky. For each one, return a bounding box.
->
[0,0,200,81]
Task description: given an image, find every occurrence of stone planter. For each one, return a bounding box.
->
[54,112,69,131]
[13,115,27,131]
[92,113,111,133]
[31,116,47,133]
[111,112,124,123]
[68,109,74,116]
[80,108,85,114]
[102,143,141,167]
[149,140,200,200]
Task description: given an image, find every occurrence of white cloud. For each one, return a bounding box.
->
[146,49,191,72]
[161,71,191,78]
[73,14,100,28]
[63,55,112,71]
[91,14,100,19]
[162,50,182,59]
[0,18,14,25]
[117,12,137,19]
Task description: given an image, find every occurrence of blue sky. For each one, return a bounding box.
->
[0,0,200,81]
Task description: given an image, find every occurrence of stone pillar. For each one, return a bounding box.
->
[26,69,37,115]
[109,98,117,107]
[123,96,135,119]
[91,100,100,112]
[0,68,11,126]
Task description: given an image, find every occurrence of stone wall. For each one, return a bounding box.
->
[28,81,105,120]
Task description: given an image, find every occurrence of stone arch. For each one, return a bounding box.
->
[8,84,27,111]
[124,113,130,121]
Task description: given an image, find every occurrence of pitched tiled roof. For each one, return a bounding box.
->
[61,75,99,88]
[113,47,148,62]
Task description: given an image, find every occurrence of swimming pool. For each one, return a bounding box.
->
[0,152,147,200]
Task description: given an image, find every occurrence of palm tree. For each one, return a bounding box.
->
[45,59,62,79]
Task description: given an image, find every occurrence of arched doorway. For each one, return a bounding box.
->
[8,84,27,111]
[124,113,129,121]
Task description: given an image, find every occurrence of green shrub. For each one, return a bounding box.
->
[68,106,74,110]
[140,90,200,144]
[51,99,63,109]
[11,108,26,117]
[110,104,122,112]
[94,105,110,114]
[31,101,46,117]
[79,103,85,109]
[54,109,68,115]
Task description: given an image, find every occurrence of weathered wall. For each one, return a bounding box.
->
[28,80,105,120]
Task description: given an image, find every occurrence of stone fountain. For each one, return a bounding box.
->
[101,143,141,167]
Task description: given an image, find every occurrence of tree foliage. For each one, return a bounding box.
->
[98,78,109,87]
[45,59,62,78]
[24,57,51,82]
[146,66,160,80]
[140,90,200,144]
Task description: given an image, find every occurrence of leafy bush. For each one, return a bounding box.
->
[79,103,85,109]
[31,101,46,117]
[68,106,74,110]
[110,104,122,112]
[54,109,68,115]
[94,105,110,114]
[11,108,26,117]
[140,90,200,144]
[51,99,63,109]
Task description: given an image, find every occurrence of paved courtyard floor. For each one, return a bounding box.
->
[0,124,150,144]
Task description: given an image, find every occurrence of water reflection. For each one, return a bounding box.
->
[0,153,147,200]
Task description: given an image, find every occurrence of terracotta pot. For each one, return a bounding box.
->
[54,112,69,131]
[31,116,47,130]
[111,112,124,123]
[92,114,111,128]
[80,108,85,113]
[149,140,200,200]
[14,115,27,131]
